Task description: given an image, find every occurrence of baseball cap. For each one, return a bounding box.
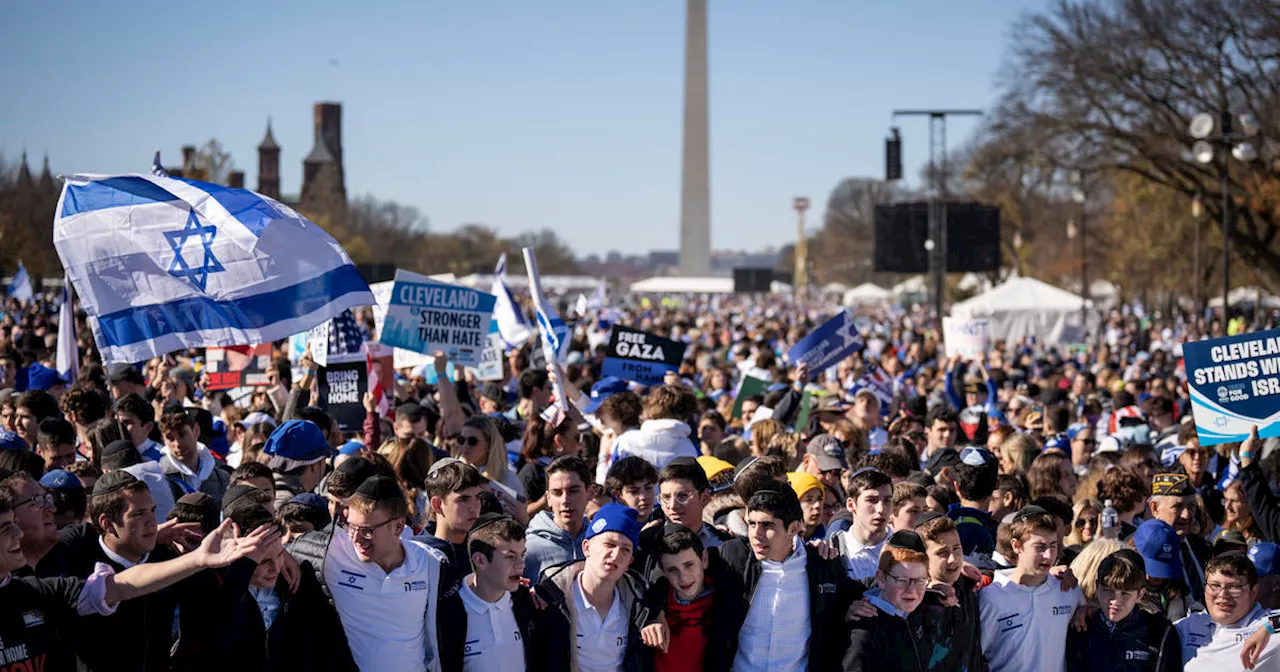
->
[814,395,851,414]
[585,502,641,550]
[92,470,140,498]
[40,469,83,492]
[108,363,145,386]
[787,471,823,500]
[337,439,365,456]
[583,377,629,415]
[1212,528,1248,556]
[1132,519,1183,580]
[262,419,334,469]
[1151,472,1195,497]
[805,434,848,472]
[0,430,28,452]
[1095,435,1125,454]
[1250,542,1280,576]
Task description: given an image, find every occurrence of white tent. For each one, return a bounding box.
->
[820,282,849,297]
[629,276,734,294]
[950,277,1093,345]
[892,275,929,297]
[1208,286,1280,309]
[842,282,891,306]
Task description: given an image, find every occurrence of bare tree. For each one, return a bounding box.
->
[191,139,234,185]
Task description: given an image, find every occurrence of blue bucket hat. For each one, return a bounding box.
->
[26,363,67,392]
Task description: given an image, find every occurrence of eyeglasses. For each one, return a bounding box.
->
[1205,582,1248,597]
[659,490,698,507]
[336,512,399,540]
[882,573,928,590]
[1074,517,1098,529]
[454,435,481,447]
[15,492,54,511]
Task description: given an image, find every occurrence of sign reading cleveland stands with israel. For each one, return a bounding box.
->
[1183,327,1280,446]
[379,269,496,367]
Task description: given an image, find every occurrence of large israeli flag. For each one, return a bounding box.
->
[53,173,373,364]
[491,254,533,349]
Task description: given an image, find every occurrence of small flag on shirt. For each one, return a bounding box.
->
[53,172,373,364]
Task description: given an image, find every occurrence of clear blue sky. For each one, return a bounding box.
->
[0,0,1049,257]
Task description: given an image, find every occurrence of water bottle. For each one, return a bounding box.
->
[1101,499,1119,539]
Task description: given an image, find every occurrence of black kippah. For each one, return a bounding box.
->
[92,470,139,498]
[887,529,926,553]
[354,475,402,500]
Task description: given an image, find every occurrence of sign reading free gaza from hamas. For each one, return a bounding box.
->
[601,325,688,386]
[1183,326,1280,445]
[379,269,496,367]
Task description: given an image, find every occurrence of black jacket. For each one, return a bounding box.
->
[1240,461,1280,543]
[174,560,356,672]
[438,583,545,672]
[718,537,863,672]
[534,560,653,672]
[642,559,747,672]
[1066,608,1182,672]
[633,521,736,581]
[844,601,927,672]
[909,575,986,672]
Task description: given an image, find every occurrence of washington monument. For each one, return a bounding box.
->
[678,0,711,276]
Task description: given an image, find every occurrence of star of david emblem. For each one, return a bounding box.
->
[1214,415,1229,428]
[164,208,224,292]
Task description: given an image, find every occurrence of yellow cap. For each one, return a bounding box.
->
[697,456,734,480]
[787,471,824,499]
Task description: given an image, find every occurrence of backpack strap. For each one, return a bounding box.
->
[286,528,335,601]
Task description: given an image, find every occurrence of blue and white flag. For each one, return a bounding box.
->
[587,279,607,310]
[8,262,33,302]
[784,311,865,373]
[151,151,169,178]
[523,247,569,411]
[309,309,366,367]
[848,361,894,416]
[491,254,534,349]
[53,173,373,364]
[55,284,78,383]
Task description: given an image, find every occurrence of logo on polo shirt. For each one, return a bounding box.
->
[1125,649,1151,661]
[1052,605,1074,616]
[818,582,836,594]
[404,580,428,592]
[22,610,44,627]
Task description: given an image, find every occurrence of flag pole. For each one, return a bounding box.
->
[522,247,568,413]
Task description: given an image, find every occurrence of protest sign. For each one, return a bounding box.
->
[204,345,273,390]
[848,362,894,416]
[379,270,496,367]
[1183,327,1280,445]
[943,317,990,360]
[601,326,687,386]
[784,311,865,373]
[308,310,366,368]
[476,321,505,381]
[730,376,768,419]
[318,361,367,433]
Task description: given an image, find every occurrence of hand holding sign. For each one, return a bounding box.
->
[1183,328,1280,445]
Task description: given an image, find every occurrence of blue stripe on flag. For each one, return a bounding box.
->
[171,178,278,236]
[62,177,178,218]
[95,264,368,347]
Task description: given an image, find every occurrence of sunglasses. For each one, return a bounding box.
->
[1075,517,1098,529]
[453,436,482,447]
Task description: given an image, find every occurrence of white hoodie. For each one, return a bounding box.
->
[611,418,698,472]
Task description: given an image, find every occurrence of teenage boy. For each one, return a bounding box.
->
[605,456,658,522]
[720,488,860,671]
[438,513,543,672]
[639,528,744,672]
[635,457,734,579]
[889,482,927,534]
[159,410,231,502]
[912,511,984,672]
[535,502,652,672]
[524,456,592,581]
[947,446,999,568]
[833,467,893,582]
[1147,472,1211,603]
[116,393,163,461]
[1066,549,1181,672]
[788,471,826,541]
[978,506,1082,672]
[1178,552,1280,670]
[36,418,77,472]
[844,530,933,671]
[418,458,485,599]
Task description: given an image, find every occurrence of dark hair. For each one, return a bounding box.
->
[925,484,958,511]
[50,484,87,523]
[925,407,958,430]
[60,383,110,425]
[658,460,709,493]
[598,391,643,429]
[425,460,486,500]
[328,453,398,499]
[115,394,155,425]
[856,445,913,480]
[1144,396,1175,418]
[167,495,220,534]
[88,480,151,533]
[226,502,276,536]
[656,526,705,560]
[0,450,44,479]
[645,385,697,423]
[467,517,526,564]
[848,468,892,501]
[733,455,787,502]
[1030,494,1073,527]
[231,462,274,486]
[1008,511,1060,544]
[159,410,194,434]
[954,455,998,502]
[995,473,1029,509]
[1099,550,1146,591]
[298,407,334,438]
[746,487,803,527]
[699,410,727,431]
[395,402,426,425]
[1097,467,1146,513]
[17,390,61,423]
[37,417,76,448]
[1205,551,1259,588]
[518,369,549,400]
[1044,404,1070,434]
[605,456,658,494]
[546,455,592,487]
[521,412,577,462]
[280,500,332,531]
[917,513,959,542]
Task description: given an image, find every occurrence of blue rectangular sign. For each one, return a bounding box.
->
[785,311,865,372]
[601,325,686,386]
[1183,327,1280,446]
[379,269,496,367]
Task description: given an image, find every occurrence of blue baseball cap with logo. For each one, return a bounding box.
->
[1133,519,1183,580]
[262,419,333,467]
[0,430,28,452]
[583,377,629,415]
[1250,542,1280,577]
[40,469,83,492]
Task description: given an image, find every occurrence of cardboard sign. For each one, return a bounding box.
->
[784,311,865,372]
[943,317,990,360]
[318,361,368,433]
[379,270,496,367]
[600,325,687,386]
[476,321,505,382]
[1183,328,1280,445]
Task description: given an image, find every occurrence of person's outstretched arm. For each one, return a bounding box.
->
[103,520,277,604]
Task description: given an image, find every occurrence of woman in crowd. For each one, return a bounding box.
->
[1027,451,1078,499]
[999,432,1039,475]
[1064,498,1101,552]
[384,436,433,532]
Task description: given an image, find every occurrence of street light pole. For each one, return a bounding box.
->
[793,197,810,299]
[1192,194,1203,316]
[1221,110,1233,323]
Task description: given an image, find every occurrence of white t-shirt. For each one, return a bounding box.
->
[1176,604,1280,671]
[459,577,524,672]
[836,528,887,582]
[325,532,445,672]
[978,570,1082,672]
[573,575,628,672]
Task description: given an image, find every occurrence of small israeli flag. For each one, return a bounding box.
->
[8,262,33,302]
[491,254,533,349]
[53,173,373,363]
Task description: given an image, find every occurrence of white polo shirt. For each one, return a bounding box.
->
[1176,604,1280,671]
[836,528,887,581]
[573,574,628,672]
[978,570,1081,672]
[733,537,810,672]
[459,577,524,672]
[325,532,445,672]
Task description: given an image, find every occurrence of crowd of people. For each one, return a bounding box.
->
[3,290,1280,671]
